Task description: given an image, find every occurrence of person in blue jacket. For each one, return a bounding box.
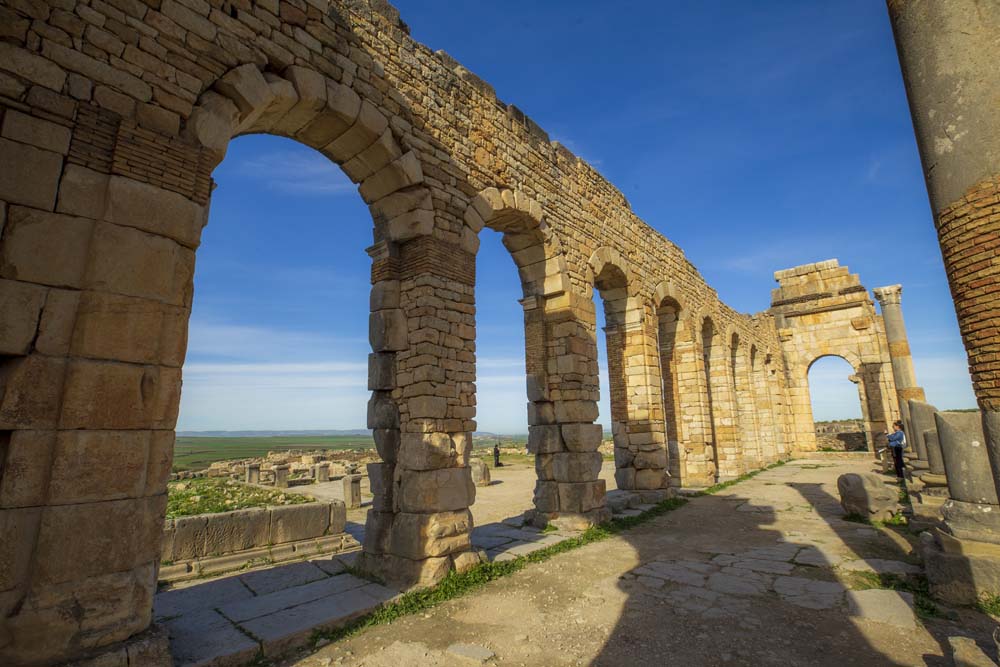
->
[887,420,906,479]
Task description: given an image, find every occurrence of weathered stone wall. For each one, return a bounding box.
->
[0,1,905,663]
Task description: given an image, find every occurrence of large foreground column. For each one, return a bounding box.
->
[887,0,1000,489]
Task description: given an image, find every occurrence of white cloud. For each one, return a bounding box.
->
[237,150,356,196]
[186,320,367,362]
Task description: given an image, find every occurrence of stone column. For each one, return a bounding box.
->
[527,290,609,529]
[273,465,290,489]
[886,1,1000,492]
[873,285,925,412]
[343,474,362,509]
[245,463,261,484]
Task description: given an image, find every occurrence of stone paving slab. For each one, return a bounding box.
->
[839,558,921,576]
[240,582,398,656]
[219,573,369,623]
[155,576,253,621]
[165,609,259,667]
[847,589,916,629]
[239,560,328,595]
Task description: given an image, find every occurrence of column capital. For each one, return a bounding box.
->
[873,284,903,307]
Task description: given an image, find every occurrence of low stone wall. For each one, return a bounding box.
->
[160,501,349,580]
[815,431,867,451]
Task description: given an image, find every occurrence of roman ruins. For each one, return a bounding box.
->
[0,0,997,665]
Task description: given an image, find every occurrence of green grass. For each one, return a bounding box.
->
[166,477,312,518]
[695,459,787,496]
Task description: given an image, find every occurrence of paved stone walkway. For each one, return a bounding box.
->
[280,457,998,667]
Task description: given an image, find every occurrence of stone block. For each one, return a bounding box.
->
[846,589,915,629]
[85,222,194,306]
[59,360,174,429]
[366,392,399,429]
[34,288,80,356]
[367,462,394,512]
[398,431,465,470]
[0,430,55,507]
[635,468,667,490]
[1,206,93,288]
[362,510,394,554]
[0,138,62,210]
[358,151,423,204]
[1,110,71,155]
[33,496,163,584]
[184,91,238,154]
[203,508,269,555]
[367,352,395,390]
[0,354,66,430]
[328,500,346,534]
[633,448,667,469]
[561,422,602,452]
[936,411,997,505]
[48,430,149,504]
[170,514,207,561]
[103,175,208,249]
[373,428,399,463]
[372,553,450,590]
[527,424,562,454]
[276,65,327,135]
[0,507,42,590]
[397,467,475,513]
[0,41,67,91]
[551,452,602,481]
[409,395,448,419]
[214,63,274,132]
[0,278,46,355]
[369,308,407,351]
[615,466,636,490]
[269,503,329,543]
[554,400,599,423]
[535,453,555,481]
[342,474,362,509]
[469,458,491,486]
[71,291,186,365]
[389,510,472,560]
[941,499,1000,544]
[947,636,997,667]
[369,279,400,310]
[837,472,897,522]
[558,480,606,513]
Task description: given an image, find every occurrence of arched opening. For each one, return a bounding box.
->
[657,297,683,450]
[807,355,866,451]
[750,345,776,465]
[700,317,721,482]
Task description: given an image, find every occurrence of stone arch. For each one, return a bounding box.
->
[698,314,723,482]
[460,188,606,529]
[802,353,881,452]
[186,64,434,244]
[652,282,686,484]
[462,187,570,298]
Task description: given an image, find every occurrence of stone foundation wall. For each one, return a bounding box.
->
[161,500,347,563]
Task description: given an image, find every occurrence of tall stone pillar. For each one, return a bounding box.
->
[873,285,925,410]
[886,1,1000,489]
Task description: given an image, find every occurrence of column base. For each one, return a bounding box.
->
[61,624,171,667]
[923,528,1000,605]
[528,508,612,531]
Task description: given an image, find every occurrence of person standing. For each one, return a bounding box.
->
[887,420,906,479]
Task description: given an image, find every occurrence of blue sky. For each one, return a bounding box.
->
[177,0,977,433]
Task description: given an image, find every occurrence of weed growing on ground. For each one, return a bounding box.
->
[975,593,1000,617]
[541,524,559,534]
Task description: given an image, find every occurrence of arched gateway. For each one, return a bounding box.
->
[0,2,910,664]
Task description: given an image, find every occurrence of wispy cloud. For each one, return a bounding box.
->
[238,150,356,196]
[186,320,367,363]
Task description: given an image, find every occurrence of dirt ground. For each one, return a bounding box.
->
[281,458,1000,667]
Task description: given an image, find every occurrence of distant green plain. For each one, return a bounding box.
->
[172,435,375,471]
[171,434,530,472]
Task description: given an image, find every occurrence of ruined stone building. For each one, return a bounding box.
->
[0,0,996,665]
